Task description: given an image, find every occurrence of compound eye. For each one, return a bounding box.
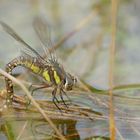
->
[72,77,77,84]
[67,84,72,90]
[64,78,73,90]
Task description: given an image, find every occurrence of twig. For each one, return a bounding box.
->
[131,125,140,137]
[116,127,125,140]
[16,121,28,140]
[109,0,118,139]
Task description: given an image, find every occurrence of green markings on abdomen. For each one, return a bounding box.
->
[53,70,61,84]
[22,58,42,74]
[43,70,51,82]
[30,64,40,73]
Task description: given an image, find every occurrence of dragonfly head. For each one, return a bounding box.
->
[64,73,77,91]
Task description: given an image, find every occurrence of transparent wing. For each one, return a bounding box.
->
[0,21,47,63]
[33,16,57,63]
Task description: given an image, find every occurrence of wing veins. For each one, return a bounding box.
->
[33,17,57,63]
[0,21,46,63]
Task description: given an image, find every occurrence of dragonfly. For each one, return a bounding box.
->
[0,17,77,109]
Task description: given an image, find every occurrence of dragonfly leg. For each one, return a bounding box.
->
[61,89,72,104]
[59,89,68,108]
[31,84,49,96]
[28,83,45,91]
[28,83,34,91]
[52,87,62,111]
[26,84,51,106]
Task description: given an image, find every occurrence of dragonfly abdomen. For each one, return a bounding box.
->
[5,56,44,106]
[20,56,43,75]
[5,57,23,106]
